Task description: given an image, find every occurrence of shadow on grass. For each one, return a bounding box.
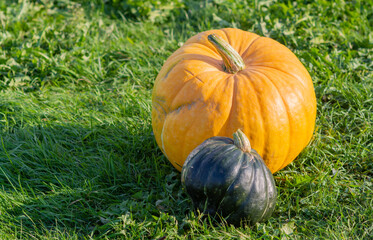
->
[0,122,188,238]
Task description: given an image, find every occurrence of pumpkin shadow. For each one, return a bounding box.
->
[1,121,189,237]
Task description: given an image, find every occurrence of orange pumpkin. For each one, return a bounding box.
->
[152,28,316,173]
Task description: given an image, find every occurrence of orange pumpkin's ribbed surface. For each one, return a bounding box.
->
[151,28,317,173]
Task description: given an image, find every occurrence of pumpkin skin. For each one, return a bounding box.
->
[181,130,277,226]
[152,28,317,173]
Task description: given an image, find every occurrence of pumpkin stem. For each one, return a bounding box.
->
[207,34,245,74]
[233,129,251,153]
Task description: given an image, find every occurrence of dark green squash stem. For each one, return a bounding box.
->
[233,129,251,153]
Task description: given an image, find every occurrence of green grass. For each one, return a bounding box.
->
[0,0,372,239]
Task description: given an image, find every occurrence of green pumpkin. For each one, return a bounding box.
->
[181,129,277,226]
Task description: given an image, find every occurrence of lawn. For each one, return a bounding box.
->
[0,0,372,239]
